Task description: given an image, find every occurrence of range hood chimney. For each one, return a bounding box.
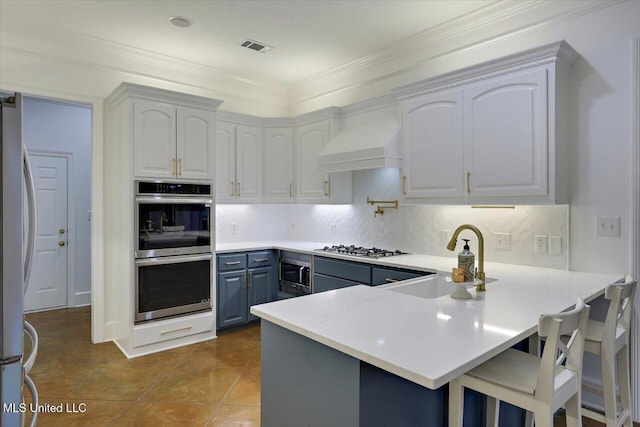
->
[317,119,402,173]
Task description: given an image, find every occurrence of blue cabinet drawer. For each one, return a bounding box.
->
[371,267,428,286]
[314,274,362,293]
[314,256,371,284]
[248,251,273,268]
[217,253,247,271]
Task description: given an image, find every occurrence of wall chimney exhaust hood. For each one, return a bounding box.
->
[317,119,402,173]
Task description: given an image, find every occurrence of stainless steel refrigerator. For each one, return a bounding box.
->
[1,93,39,426]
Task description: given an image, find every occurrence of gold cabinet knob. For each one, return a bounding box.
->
[58,241,66,247]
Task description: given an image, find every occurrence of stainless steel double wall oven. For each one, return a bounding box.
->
[134,181,213,323]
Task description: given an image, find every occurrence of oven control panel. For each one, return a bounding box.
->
[136,181,211,196]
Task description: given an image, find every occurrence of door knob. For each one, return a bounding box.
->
[58,241,65,247]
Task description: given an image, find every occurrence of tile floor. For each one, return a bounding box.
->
[23,307,624,427]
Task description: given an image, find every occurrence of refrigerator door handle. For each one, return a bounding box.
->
[23,321,38,375]
[23,374,39,427]
[23,147,37,290]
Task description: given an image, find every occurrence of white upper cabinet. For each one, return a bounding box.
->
[401,89,464,198]
[297,120,330,201]
[215,121,262,203]
[295,119,352,204]
[177,107,216,180]
[264,127,295,202]
[134,99,215,181]
[464,68,548,198]
[395,41,577,204]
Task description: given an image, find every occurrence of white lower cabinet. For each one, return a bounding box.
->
[133,311,214,348]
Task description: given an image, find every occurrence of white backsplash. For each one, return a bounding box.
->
[216,202,569,270]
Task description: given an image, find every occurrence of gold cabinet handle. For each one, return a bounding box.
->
[253,258,269,263]
[289,183,292,198]
[58,241,65,247]
[178,158,182,176]
[385,277,399,283]
[467,171,471,194]
[237,182,241,197]
[230,182,235,197]
[323,179,329,197]
[402,175,407,195]
[249,273,253,288]
[172,158,176,176]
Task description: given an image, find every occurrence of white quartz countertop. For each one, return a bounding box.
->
[247,251,623,390]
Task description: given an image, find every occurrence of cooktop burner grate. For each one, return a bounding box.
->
[316,245,410,258]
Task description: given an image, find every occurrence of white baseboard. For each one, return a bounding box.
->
[73,291,91,307]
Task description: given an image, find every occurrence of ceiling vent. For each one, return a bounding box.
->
[240,39,273,53]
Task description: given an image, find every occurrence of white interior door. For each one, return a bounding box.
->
[25,154,68,311]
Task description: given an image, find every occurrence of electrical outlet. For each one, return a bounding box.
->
[535,235,547,253]
[495,232,511,250]
[330,223,336,234]
[231,223,238,235]
[595,216,620,237]
[548,236,562,254]
[442,229,451,244]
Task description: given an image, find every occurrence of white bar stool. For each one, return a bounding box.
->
[448,299,590,427]
[580,275,636,427]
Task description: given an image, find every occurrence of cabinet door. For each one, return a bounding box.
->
[236,125,263,201]
[401,89,464,198]
[177,106,215,180]
[215,121,236,202]
[297,120,331,200]
[247,266,272,321]
[464,68,548,198]
[264,127,294,201]
[217,270,247,328]
[134,100,177,179]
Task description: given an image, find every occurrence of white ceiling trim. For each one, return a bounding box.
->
[288,0,626,112]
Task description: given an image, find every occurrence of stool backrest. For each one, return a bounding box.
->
[603,275,637,344]
[536,299,590,402]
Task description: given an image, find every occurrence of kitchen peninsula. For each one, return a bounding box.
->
[249,253,622,427]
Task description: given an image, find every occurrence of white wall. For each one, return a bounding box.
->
[22,96,92,307]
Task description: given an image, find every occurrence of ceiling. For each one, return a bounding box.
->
[0,0,499,86]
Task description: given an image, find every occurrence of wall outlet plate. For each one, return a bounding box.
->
[495,232,511,250]
[535,235,547,253]
[231,223,238,235]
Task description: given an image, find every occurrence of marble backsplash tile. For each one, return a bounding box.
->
[216,203,568,270]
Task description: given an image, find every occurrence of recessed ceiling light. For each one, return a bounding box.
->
[169,16,193,28]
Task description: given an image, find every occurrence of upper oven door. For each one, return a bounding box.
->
[135,196,212,258]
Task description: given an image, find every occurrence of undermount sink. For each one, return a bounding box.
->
[382,275,496,299]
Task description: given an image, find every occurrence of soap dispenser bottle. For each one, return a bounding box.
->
[458,239,475,282]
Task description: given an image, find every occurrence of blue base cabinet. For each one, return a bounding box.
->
[261,320,525,427]
[217,251,275,329]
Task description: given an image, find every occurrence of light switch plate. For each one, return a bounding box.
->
[548,236,562,254]
[595,216,620,237]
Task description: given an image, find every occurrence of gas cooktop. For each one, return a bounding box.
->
[315,245,410,259]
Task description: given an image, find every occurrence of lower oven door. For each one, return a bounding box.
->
[135,253,212,323]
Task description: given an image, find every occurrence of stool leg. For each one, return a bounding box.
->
[601,348,618,427]
[448,377,464,427]
[485,397,499,427]
[565,391,582,427]
[617,343,632,427]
